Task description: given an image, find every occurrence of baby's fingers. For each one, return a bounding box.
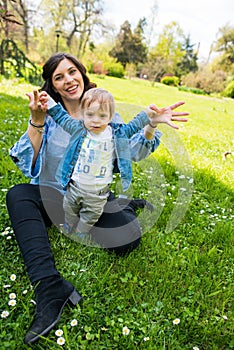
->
[171,117,188,122]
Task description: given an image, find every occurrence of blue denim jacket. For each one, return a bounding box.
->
[9,108,162,194]
[48,103,151,191]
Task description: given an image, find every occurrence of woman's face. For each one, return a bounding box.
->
[52,58,85,104]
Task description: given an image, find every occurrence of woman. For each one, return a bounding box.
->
[6,52,188,344]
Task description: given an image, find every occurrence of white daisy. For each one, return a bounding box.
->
[8,299,16,306]
[144,336,150,341]
[70,319,78,327]
[57,337,65,345]
[55,329,64,337]
[122,326,130,335]
[10,274,16,281]
[1,310,10,318]
[9,293,16,299]
[173,318,180,325]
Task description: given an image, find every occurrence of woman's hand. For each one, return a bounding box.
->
[26,90,46,124]
[149,101,189,129]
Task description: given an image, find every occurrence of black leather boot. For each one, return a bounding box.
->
[117,198,154,213]
[24,276,82,345]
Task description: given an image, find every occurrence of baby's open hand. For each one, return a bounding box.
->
[38,91,49,112]
[149,101,189,129]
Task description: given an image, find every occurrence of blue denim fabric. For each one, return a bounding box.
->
[48,103,151,191]
[9,109,162,194]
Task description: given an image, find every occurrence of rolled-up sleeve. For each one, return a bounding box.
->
[113,112,162,162]
[129,129,162,161]
[9,131,44,179]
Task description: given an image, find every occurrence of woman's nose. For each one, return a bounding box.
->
[64,74,74,83]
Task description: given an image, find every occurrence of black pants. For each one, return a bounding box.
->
[6,184,141,284]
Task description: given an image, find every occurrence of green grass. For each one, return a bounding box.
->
[0,76,234,349]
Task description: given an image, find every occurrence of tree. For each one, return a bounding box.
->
[213,24,234,74]
[0,0,41,53]
[10,0,30,52]
[150,21,185,75]
[0,0,22,39]
[109,19,147,68]
[39,0,104,57]
[175,35,198,77]
[144,0,159,48]
[143,54,167,85]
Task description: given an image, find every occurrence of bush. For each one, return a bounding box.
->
[160,76,179,87]
[178,86,206,95]
[181,68,227,94]
[103,61,125,78]
[92,61,108,75]
[223,80,234,98]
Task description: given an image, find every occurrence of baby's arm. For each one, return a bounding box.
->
[39,91,82,134]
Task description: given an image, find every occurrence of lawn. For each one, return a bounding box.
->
[0,76,234,349]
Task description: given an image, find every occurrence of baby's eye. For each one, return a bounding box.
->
[86,112,94,117]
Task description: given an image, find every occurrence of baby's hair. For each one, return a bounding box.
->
[81,88,115,118]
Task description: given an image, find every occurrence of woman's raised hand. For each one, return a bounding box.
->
[26,90,46,123]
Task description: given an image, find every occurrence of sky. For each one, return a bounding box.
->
[103,0,233,61]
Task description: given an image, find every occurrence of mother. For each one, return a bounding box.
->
[6,52,188,344]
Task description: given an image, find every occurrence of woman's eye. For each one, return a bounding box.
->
[70,69,77,74]
[54,76,62,81]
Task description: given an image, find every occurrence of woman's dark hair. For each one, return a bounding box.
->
[40,52,96,108]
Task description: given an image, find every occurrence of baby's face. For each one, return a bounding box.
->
[83,102,111,134]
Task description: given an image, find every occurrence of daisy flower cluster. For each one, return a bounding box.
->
[54,319,78,346]
[199,203,233,226]
[1,226,13,240]
[1,272,33,318]
[55,329,65,346]
[1,274,18,318]
[157,171,194,208]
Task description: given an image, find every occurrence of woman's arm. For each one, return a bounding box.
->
[26,90,47,166]
[9,90,48,178]
[9,129,45,179]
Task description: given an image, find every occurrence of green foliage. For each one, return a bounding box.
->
[103,61,125,78]
[223,80,234,98]
[109,20,147,67]
[214,24,234,75]
[0,77,234,349]
[178,86,206,95]
[161,75,180,87]
[175,35,198,77]
[0,39,42,85]
[150,21,185,76]
[82,44,125,77]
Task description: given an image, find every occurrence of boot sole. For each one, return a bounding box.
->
[25,288,82,344]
